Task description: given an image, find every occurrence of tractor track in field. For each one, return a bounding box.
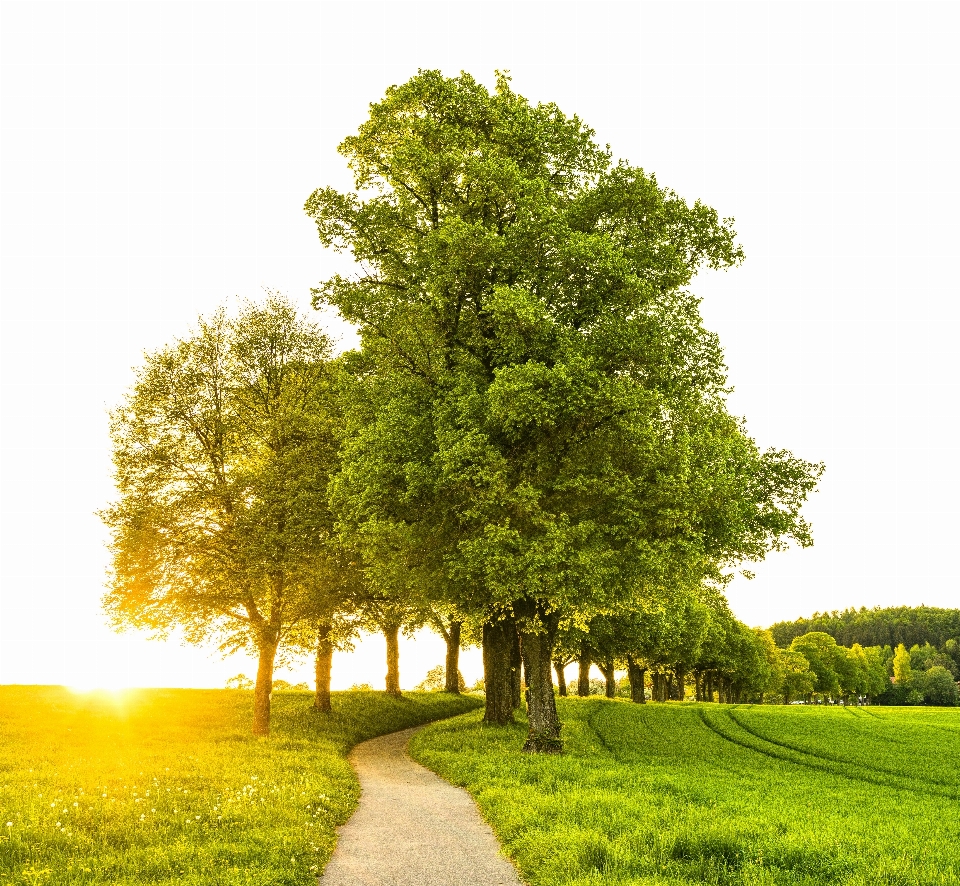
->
[697,708,959,801]
[851,708,960,746]
[726,709,960,792]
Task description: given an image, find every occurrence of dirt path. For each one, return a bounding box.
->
[319,726,524,885]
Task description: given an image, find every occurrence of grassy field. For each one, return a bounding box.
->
[411,699,960,886]
[0,686,480,885]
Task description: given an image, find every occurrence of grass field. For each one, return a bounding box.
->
[411,699,960,886]
[0,686,481,885]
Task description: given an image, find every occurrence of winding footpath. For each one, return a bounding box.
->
[319,726,524,886]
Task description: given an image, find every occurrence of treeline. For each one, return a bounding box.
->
[576,624,960,707]
[101,71,823,751]
[770,606,960,650]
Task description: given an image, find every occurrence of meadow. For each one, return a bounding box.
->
[412,700,960,886]
[0,686,480,885]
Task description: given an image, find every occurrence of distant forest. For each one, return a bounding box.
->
[769,606,960,649]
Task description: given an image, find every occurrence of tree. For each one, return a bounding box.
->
[892,643,913,685]
[790,632,842,700]
[752,629,784,703]
[416,664,467,692]
[918,666,959,706]
[101,296,340,736]
[779,650,815,703]
[309,70,823,752]
[429,607,468,694]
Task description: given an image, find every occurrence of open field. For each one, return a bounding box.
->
[412,700,960,886]
[0,686,481,885]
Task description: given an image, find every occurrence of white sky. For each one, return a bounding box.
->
[1,1,958,691]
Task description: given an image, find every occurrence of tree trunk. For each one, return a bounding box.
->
[666,673,674,701]
[510,623,523,710]
[384,623,401,696]
[706,670,714,702]
[482,617,516,725]
[252,639,278,737]
[675,665,686,702]
[577,641,591,696]
[599,658,616,698]
[444,620,462,693]
[313,622,333,713]
[554,660,568,697]
[627,656,646,703]
[518,612,562,753]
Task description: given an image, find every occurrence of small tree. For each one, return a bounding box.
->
[416,664,467,692]
[790,632,842,700]
[102,296,339,736]
[892,643,913,685]
[920,666,959,706]
[779,650,815,703]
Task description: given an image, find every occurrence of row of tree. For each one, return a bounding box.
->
[559,625,959,707]
[102,71,823,750]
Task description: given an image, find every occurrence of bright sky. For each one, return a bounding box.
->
[2,2,958,691]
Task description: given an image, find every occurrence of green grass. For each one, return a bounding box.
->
[411,699,960,886]
[0,685,481,885]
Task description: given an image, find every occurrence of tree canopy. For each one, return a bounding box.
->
[101,296,348,735]
[306,70,824,750]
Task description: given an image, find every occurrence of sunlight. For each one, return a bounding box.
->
[66,673,138,694]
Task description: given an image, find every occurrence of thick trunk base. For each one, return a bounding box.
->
[599,658,616,698]
[577,642,591,697]
[554,660,568,697]
[313,623,333,713]
[518,614,562,754]
[252,641,278,737]
[444,621,462,693]
[384,624,402,696]
[627,657,646,703]
[482,617,517,725]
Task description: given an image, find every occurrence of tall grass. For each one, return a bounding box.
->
[412,699,960,886]
[0,686,480,885]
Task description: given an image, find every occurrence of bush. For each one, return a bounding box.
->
[225,674,253,690]
[918,666,960,706]
[415,664,466,692]
[272,679,309,691]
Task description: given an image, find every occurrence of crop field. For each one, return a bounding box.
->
[0,686,480,885]
[412,700,960,886]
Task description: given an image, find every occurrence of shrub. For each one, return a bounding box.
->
[272,679,309,691]
[415,665,466,692]
[919,666,960,706]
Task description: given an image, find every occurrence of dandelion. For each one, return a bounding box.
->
[5,822,11,827]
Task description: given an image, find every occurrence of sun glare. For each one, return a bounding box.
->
[67,674,138,694]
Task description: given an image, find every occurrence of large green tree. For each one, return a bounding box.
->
[308,70,822,751]
[101,297,342,736]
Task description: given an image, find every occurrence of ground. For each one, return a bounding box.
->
[411,699,960,886]
[0,686,480,885]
